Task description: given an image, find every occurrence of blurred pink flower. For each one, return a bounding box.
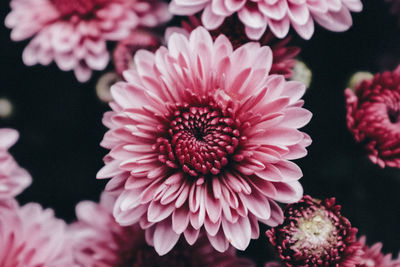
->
[166,16,300,78]
[113,29,161,76]
[71,193,254,267]
[0,128,31,200]
[169,0,362,40]
[5,0,171,82]
[345,66,400,168]
[97,27,311,255]
[0,199,74,267]
[358,236,400,267]
[266,195,362,267]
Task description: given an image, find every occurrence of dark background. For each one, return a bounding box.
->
[1,0,399,265]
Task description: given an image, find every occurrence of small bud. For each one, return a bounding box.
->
[290,60,312,89]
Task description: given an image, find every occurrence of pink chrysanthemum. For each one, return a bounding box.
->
[266,195,362,267]
[357,236,400,267]
[71,193,254,267]
[0,128,31,200]
[345,66,400,168]
[169,0,363,40]
[0,199,74,267]
[5,0,171,82]
[97,27,312,255]
[166,16,300,78]
[113,29,161,76]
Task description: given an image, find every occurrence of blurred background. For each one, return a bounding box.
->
[1,0,399,265]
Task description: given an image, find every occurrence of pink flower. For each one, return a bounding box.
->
[166,16,300,78]
[5,0,171,82]
[358,236,400,267]
[71,193,254,267]
[169,0,363,40]
[345,66,400,168]
[0,199,74,267]
[113,29,161,76]
[97,27,312,255]
[0,128,31,200]
[266,195,362,267]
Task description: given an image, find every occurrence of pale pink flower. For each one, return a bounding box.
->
[358,236,400,267]
[0,128,31,200]
[5,0,171,82]
[0,199,74,267]
[97,27,312,255]
[169,0,363,40]
[71,193,254,267]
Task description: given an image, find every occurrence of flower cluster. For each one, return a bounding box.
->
[3,0,400,266]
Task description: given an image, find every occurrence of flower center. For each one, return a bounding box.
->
[51,0,106,17]
[292,211,336,253]
[387,106,400,123]
[155,105,240,177]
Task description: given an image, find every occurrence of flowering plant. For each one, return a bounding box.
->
[1,0,400,266]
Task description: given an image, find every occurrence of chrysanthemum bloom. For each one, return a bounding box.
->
[166,16,300,78]
[113,29,161,76]
[5,0,171,82]
[0,128,31,200]
[266,195,362,267]
[169,0,363,40]
[71,193,254,267]
[0,199,74,266]
[97,27,312,255]
[357,236,400,267]
[345,66,400,168]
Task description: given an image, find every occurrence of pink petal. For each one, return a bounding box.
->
[239,191,271,220]
[201,5,225,30]
[183,225,200,245]
[0,129,18,149]
[153,220,180,256]
[221,216,251,250]
[147,201,175,222]
[207,229,229,252]
[172,207,190,234]
[268,16,290,39]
